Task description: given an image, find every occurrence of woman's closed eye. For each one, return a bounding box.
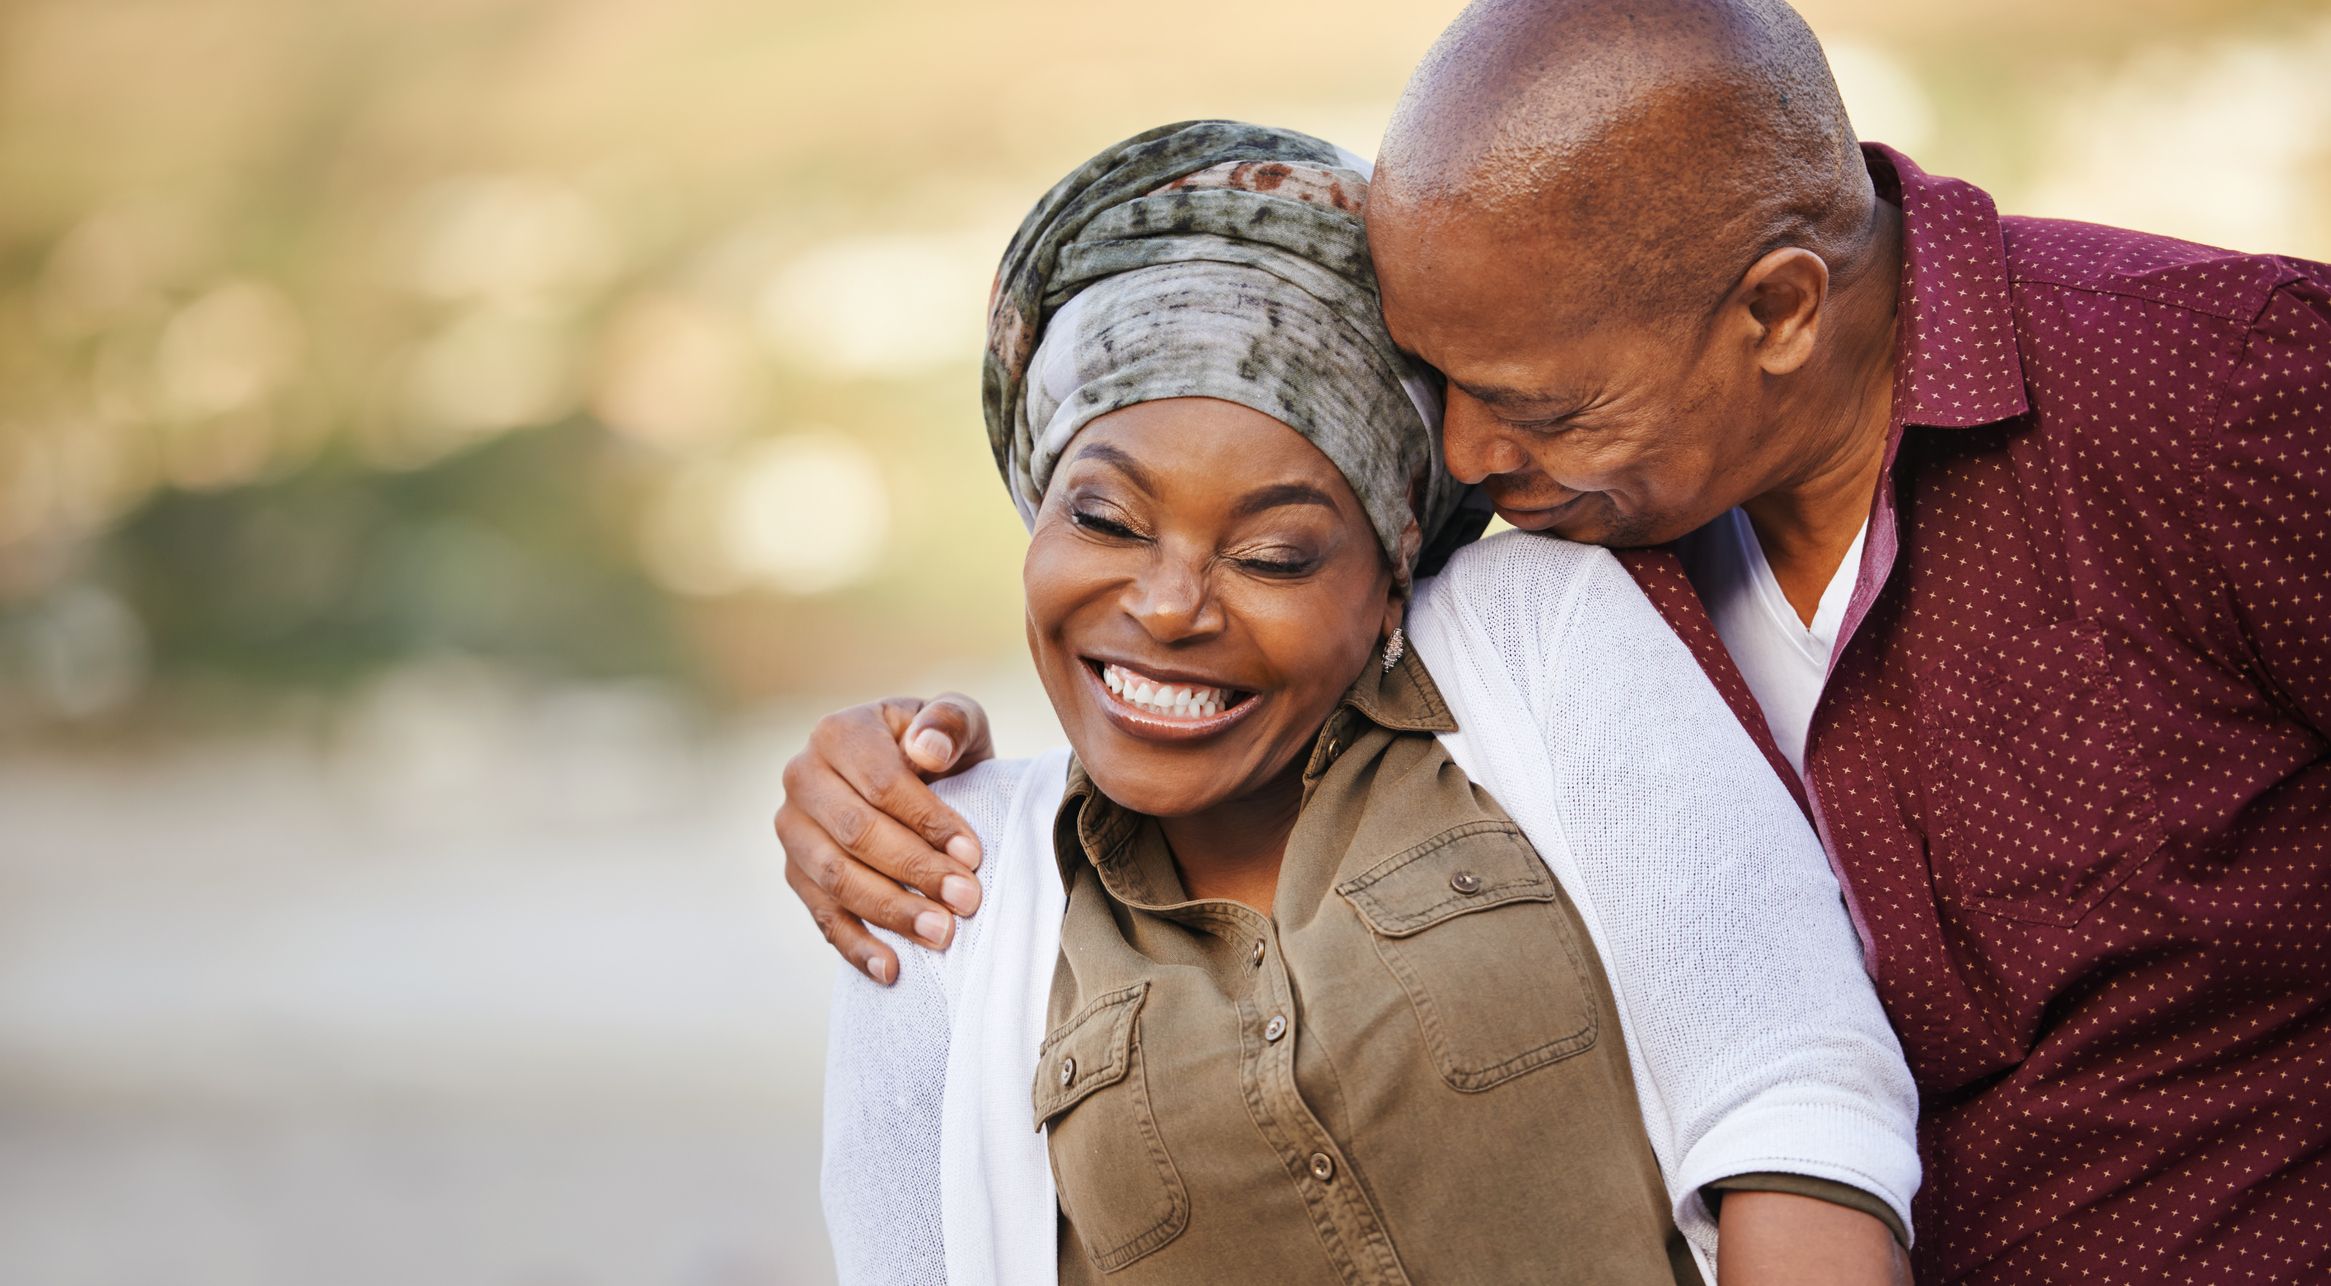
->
[1232,545,1320,577]
[1070,506,1146,541]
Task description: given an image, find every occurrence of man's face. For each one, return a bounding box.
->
[1370,200,1773,548]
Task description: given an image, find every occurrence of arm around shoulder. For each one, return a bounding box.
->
[1410,532,1920,1249]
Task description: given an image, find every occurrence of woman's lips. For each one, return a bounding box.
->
[1081,659,1261,743]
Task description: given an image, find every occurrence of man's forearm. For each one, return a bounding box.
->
[1715,1189,1910,1286]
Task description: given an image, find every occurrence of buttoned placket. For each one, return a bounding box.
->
[1054,662,1462,1284]
[1220,895,1406,1286]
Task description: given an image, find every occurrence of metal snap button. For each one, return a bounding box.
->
[1450,871,1484,895]
[1264,1013,1288,1042]
[1059,1057,1076,1087]
[1250,940,1266,967]
[1308,1152,1335,1182]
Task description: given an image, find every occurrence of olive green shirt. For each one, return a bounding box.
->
[1036,650,1701,1284]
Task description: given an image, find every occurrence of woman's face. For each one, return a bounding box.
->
[1023,397,1400,819]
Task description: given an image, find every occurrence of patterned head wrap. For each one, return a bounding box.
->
[982,120,1485,587]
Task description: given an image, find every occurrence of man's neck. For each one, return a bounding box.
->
[1744,199,1904,624]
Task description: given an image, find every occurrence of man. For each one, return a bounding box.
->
[779,0,2331,1279]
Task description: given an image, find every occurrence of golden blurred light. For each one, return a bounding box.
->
[757,234,990,379]
[399,174,619,306]
[2026,20,2331,256]
[33,201,212,340]
[50,415,159,533]
[160,405,279,492]
[0,429,54,548]
[589,293,763,448]
[393,307,578,460]
[638,431,889,597]
[1824,37,1935,155]
[154,280,306,419]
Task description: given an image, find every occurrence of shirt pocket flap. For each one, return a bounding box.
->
[1032,981,1148,1128]
[1335,820,1558,938]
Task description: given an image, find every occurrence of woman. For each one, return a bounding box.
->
[821,121,1917,1284]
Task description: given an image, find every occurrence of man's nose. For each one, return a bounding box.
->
[1441,398,1530,484]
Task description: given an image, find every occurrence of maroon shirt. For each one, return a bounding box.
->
[1620,146,2331,1283]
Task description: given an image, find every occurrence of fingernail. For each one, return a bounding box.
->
[911,729,953,763]
[914,910,952,947]
[866,955,895,986]
[940,873,981,916]
[947,835,982,869]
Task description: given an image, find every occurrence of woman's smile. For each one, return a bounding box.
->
[1080,657,1262,742]
[1020,397,1398,821]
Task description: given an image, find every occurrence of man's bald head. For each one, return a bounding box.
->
[1375,0,1872,323]
[1366,0,1906,552]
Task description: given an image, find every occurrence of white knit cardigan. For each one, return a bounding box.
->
[822,531,1920,1284]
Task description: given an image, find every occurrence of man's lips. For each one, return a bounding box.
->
[1080,658,1261,743]
[1492,493,1591,531]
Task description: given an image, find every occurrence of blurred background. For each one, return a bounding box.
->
[1,0,2326,1282]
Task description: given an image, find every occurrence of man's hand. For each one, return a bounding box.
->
[776,693,996,984]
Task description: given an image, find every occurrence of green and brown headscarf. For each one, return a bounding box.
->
[982,120,1483,587]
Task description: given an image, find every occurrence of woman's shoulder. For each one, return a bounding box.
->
[1417,528,1628,608]
[930,753,1068,853]
[1411,529,1648,680]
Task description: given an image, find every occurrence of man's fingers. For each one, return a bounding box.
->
[781,761,981,913]
[778,796,964,947]
[784,857,896,985]
[819,729,985,880]
[902,693,996,780]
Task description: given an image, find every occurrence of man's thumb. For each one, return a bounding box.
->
[903,703,967,773]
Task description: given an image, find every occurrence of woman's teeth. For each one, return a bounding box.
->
[1102,663,1232,719]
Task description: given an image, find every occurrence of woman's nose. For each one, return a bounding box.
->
[1123,556,1221,642]
[1441,398,1530,485]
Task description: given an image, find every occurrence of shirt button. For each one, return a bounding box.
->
[1450,871,1483,895]
[1250,940,1266,967]
[1264,1013,1288,1042]
[1309,1153,1335,1182]
[1324,735,1342,761]
[1059,1057,1076,1087]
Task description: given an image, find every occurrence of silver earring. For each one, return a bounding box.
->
[1381,626,1406,671]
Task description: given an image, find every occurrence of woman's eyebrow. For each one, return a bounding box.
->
[1067,441,1156,493]
[1232,482,1341,518]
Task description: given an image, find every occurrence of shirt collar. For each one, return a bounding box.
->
[1864,143,2030,429]
[1054,645,1458,887]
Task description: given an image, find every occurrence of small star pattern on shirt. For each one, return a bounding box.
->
[1622,145,2331,1284]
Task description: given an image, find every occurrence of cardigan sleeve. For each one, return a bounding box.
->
[820,757,1040,1284]
[1411,531,1922,1247]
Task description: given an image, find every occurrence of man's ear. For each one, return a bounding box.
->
[1736,246,1830,377]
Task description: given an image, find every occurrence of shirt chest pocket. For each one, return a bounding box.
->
[1033,981,1189,1272]
[1336,820,1599,1092]
[1920,619,2166,926]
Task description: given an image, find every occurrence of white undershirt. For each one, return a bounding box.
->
[1675,507,1869,778]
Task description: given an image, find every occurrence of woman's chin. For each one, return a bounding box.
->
[1067,741,1239,819]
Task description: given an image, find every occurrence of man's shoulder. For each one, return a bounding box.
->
[2000,214,2316,326]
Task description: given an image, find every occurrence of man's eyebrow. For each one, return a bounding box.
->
[1066,441,1156,492]
[1231,481,1342,519]
[1450,378,1564,408]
